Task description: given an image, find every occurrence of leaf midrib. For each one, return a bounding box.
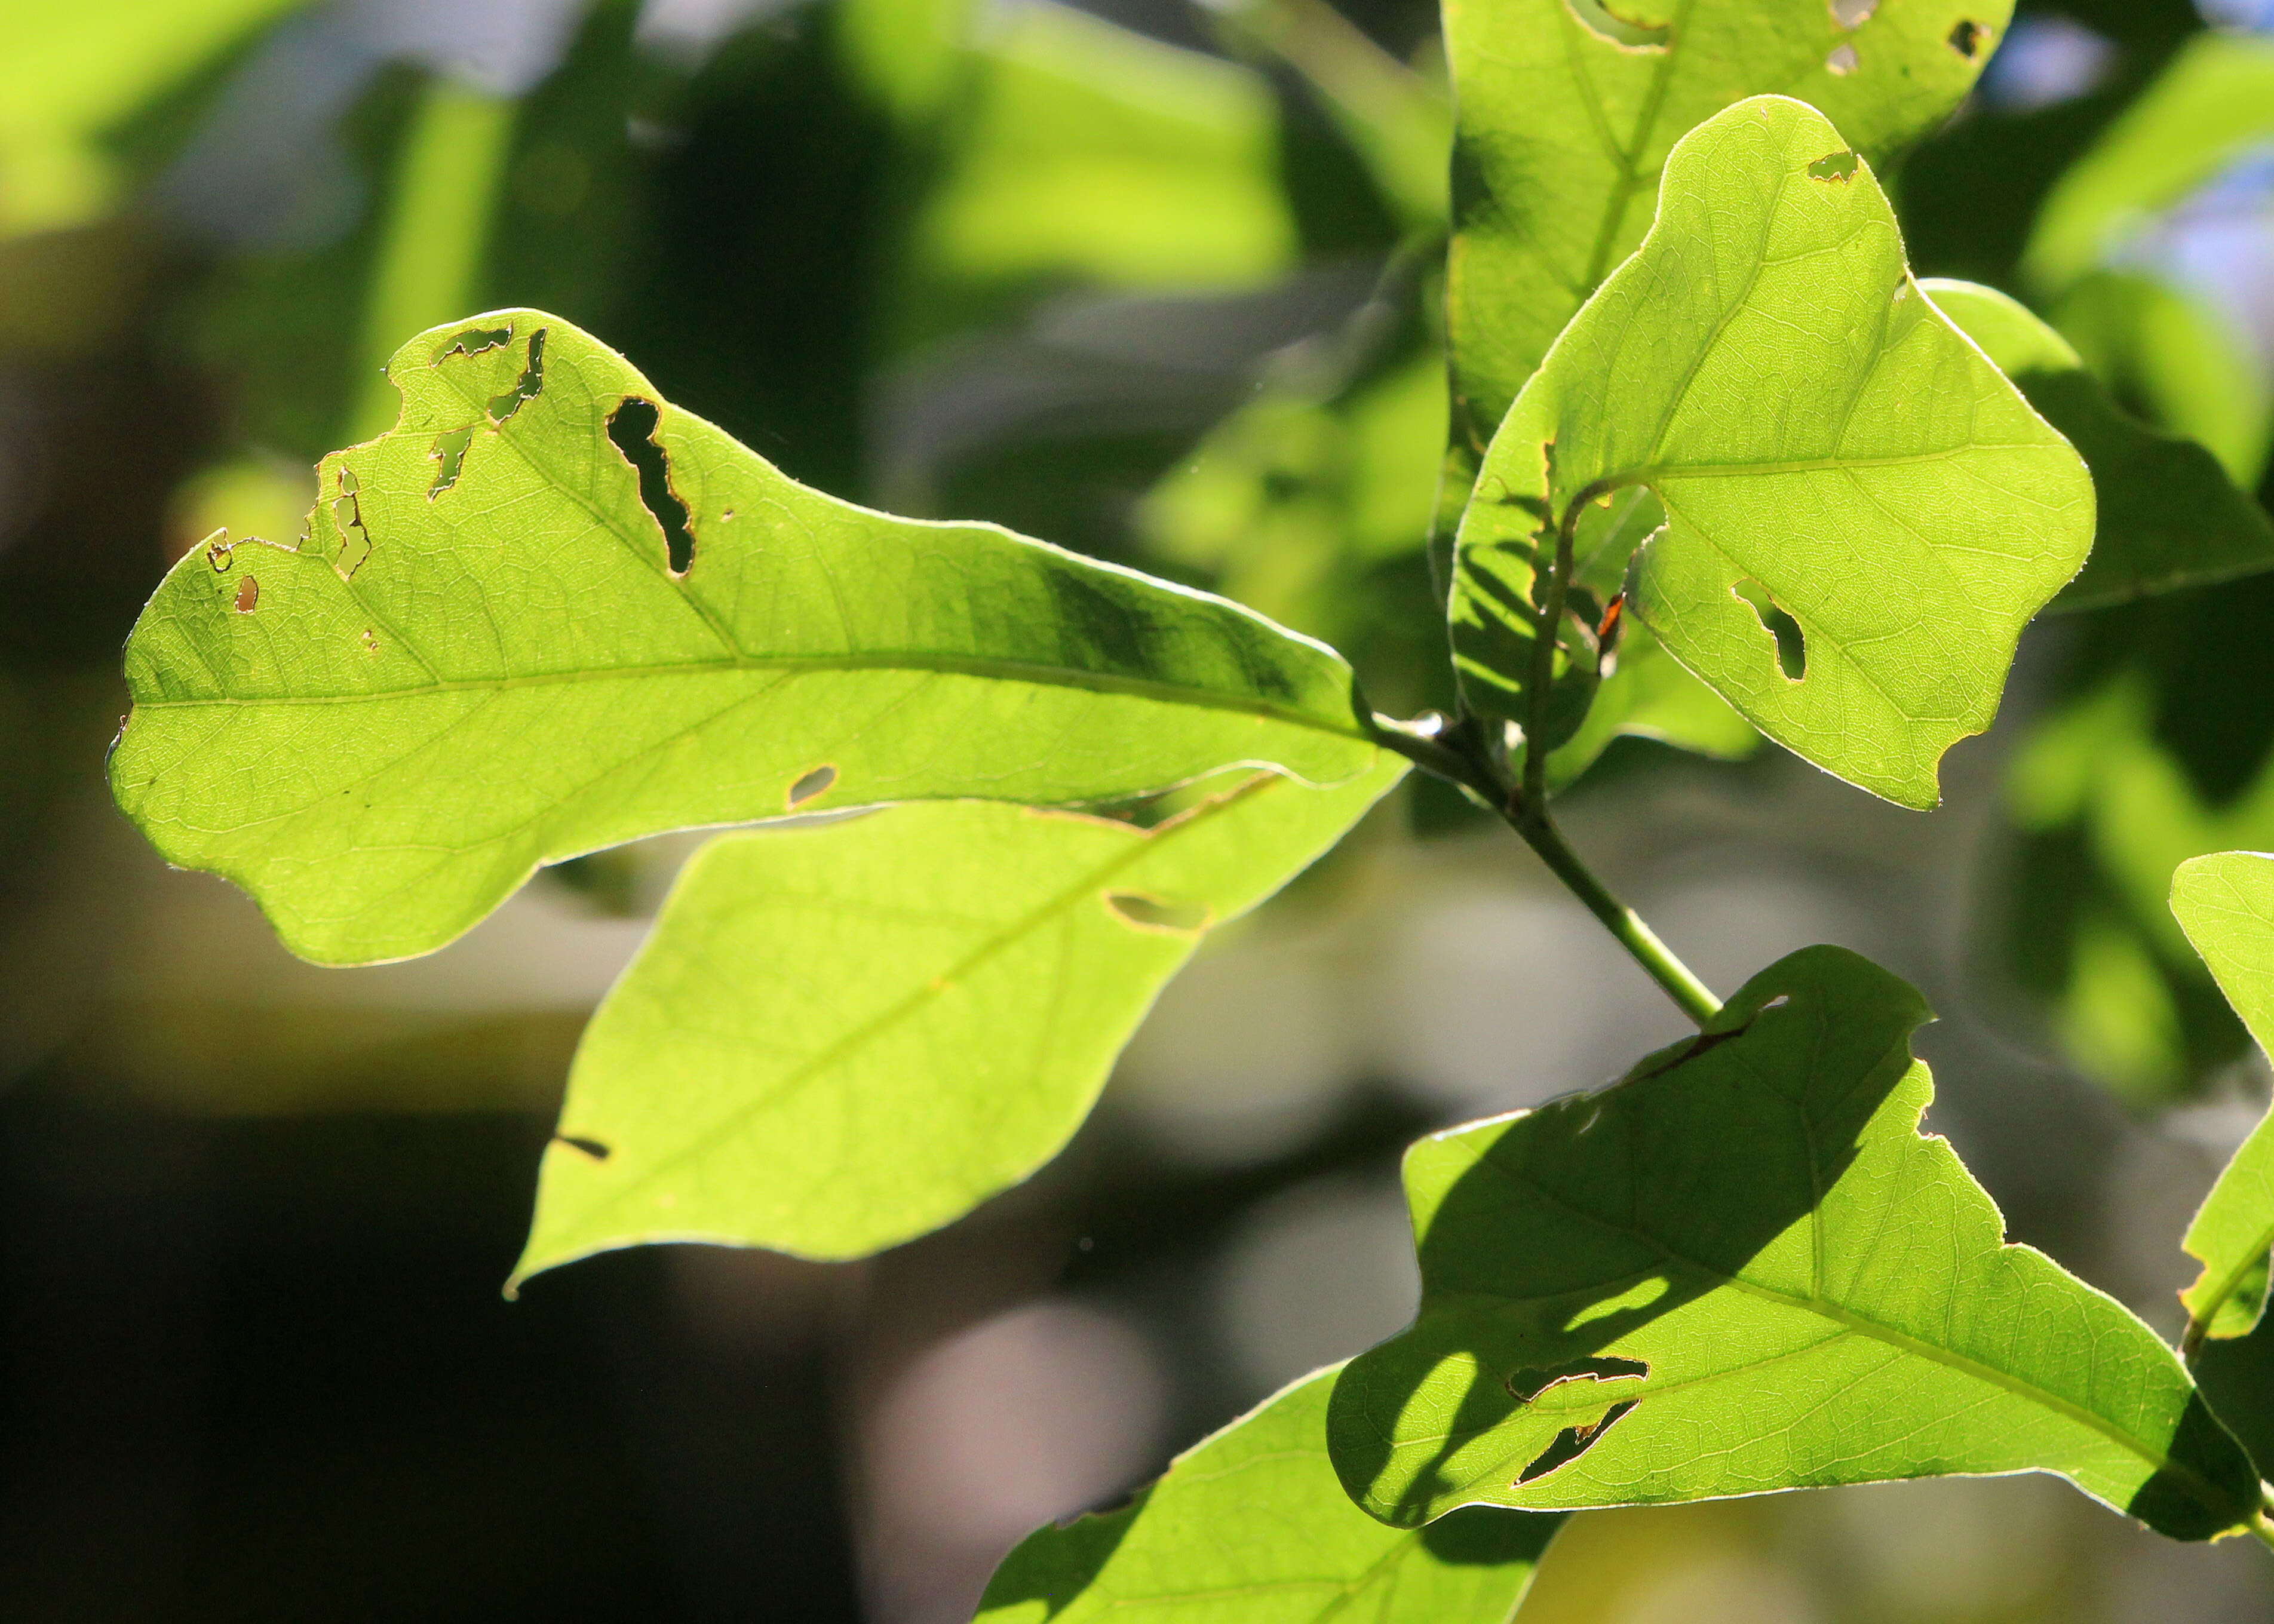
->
[130,649,1375,742]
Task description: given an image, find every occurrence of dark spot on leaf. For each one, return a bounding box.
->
[428,425,474,499]
[1825,42,1858,76]
[1948,18,1987,57]
[787,765,836,808]
[204,532,233,572]
[1104,892,1212,934]
[556,1135,612,1161]
[234,576,259,613]
[1734,579,1806,679]
[1807,150,1859,183]
[1518,1401,1638,1483]
[607,397,696,576]
[487,327,547,423]
[437,324,512,363]
[1561,0,1670,49]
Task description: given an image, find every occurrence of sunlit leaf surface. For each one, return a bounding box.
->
[1922,278,2274,612]
[1450,98,2091,809]
[2172,852,2274,1344]
[1329,945,2260,1542]
[515,757,1401,1276]
[978,1365,1560,1624]
[1441,0,2007,450]
[111,311,1377,965]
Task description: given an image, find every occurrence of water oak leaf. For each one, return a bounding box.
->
[1921,280,2274,612]
[1442,0,2007,452]
[1451,99,2091,809]
[514,756,1403,1278]
[1328,945,2260,1542]
[977,1365,1559,1624]
[109,311,1375,966]
[2172,852,2274,1346]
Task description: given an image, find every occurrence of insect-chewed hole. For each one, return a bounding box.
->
[556,1134,612,1161]
[234,575,260,613]
[1508,1355,1649,1404]
[487,327,547,423]
[1104,892,1211,934]
[1807,149,1859,183]
[607,397,696,575]
[1733,579,1806,679]
[1825,42,1859,75]
[1561,0,1669,48]
[1830,0,1877,24]
[428,425,474,499]
[787,765,837,808]
[1518,1400,1638,1483]
[1948,17,1987,56]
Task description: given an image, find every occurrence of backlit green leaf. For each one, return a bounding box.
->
[1328,945,2261,1542]
[515,756,1402,1278]
[109,311,1377,966]
[2171,852,2274,1346]
[1450,97,2091,810]
[978,1365,1560,1624]
[1441,0,2006,453]
[1921,278,2274,612]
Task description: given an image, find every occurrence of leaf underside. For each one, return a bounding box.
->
[1450,97,2092,809]
[1921,279,2274,612]
[2171,852,2274,1342]
[1328,945,2260,1543]
[515,757,1403,1279]
[109,311,1376,965]
[978,1365,1562,1624]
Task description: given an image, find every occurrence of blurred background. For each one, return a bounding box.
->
[9,0,2274,1617]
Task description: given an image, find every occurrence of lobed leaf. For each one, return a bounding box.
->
[514,757,1403,1278]
[2171,852,2274,1346]
[1328,945,2261,1543]
[1921,279,2274,612]
[1441,0,2007,454]
[1450,98,2092,809]
[978,1365,1560,1624]
[109,311,1378,966]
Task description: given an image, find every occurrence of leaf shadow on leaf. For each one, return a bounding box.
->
[1330,958,1893,1525]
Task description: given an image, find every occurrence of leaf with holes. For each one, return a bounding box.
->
[977,1364,1560,1624]
[514,755,1402,1277]
[1922,280,2274,612]
[1441,0,2005,459]
[109,311,1380,966]
[2172,853,2274,1349]
[1327,945,2262,1540]
[1450,98,2091,809]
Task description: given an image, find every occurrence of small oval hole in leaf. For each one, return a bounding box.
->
[1825,42,1859,76]
[1733,579,1806,679]
[1948,18,1988,57]
[1830,0,1877,25]
[1104,892,1211,934]
[234,576,259,613]
[788,765,837,808]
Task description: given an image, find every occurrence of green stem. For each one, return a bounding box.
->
[2251,1505,2274,1555]
[1368,712,1723,1027]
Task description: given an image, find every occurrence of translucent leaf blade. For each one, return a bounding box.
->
[1450,98,2092,809]
[1921,279,2274,612]
[1328,945,2261,1542]
[978,1365,1561,1624]
[514,757,1403,1277]
[109,311,1376,965]
[2171,852,2274,1344]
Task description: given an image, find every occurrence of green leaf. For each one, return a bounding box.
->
[1449,97,2091,810]
[2171,852,2274,1345]
[515,757,1402,1277]
[1441,0,2006,453]
[1920,278,2274,612]
[2025,33,2274,297]
[978,1365,1561,1624]
[109,310,1379,966]
[1328,944,2262,1543]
